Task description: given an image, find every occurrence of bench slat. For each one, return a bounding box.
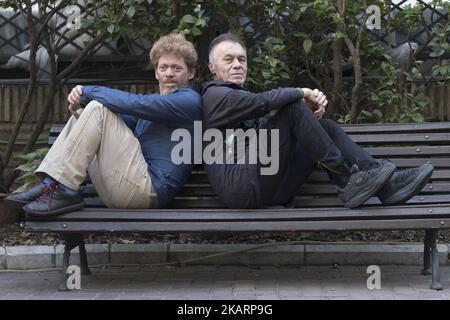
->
[364,146,450,156]
[24,217,450,233]
[185,170,450,183]
[81,182,449,197]
[81,193,450,209]
[47,132,450,146]
[341,122,450,133]
[49,122,450,135]
[24,205,450,222]
[349,133,450,144]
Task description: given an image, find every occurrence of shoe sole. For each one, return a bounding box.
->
[4,198,29,209]
[344,163,396,209]
[23,201,85,217]
[381,164,434,205]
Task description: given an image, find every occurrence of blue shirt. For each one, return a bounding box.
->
[80,86,202,207]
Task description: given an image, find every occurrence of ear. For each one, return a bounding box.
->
[188,68,195,80]
[208,62,215,75]
[155,68,160,81]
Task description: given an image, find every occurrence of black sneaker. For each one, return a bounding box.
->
[23,184,85,217]
[4,181,48,209]
[377,163,434,205]
[338,160,395,209]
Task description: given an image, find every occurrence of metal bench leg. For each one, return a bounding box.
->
[79,238,91,276]
[430,230,443,290]
[421,230,443,290]
[421,230,433,275]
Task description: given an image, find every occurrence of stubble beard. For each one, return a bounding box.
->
[159,75,190,96]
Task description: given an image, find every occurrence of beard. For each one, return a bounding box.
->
[159,76,190,96]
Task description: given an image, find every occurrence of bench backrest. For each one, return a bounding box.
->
[48,122,450,209]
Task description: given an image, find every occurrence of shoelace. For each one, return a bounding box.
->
[36,183,57,203]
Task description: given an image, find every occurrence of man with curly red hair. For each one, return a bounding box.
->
[6,34,202,216]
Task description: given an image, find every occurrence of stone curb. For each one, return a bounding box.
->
[0,242,449,270]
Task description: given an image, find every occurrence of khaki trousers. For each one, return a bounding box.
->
[36,100,158,209]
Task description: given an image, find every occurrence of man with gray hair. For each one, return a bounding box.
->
[200,33,433,209]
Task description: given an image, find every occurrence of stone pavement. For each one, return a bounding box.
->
[1,265,450,300]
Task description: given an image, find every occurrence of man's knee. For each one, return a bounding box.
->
[80,100,114,120]
[319,117,340,133]
[84,100,105,112]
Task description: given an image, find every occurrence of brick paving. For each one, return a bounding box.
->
[1,265,450,300]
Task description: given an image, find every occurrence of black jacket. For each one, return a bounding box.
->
[200,80,304,208]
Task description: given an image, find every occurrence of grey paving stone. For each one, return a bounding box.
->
[110,243,168,265]
[168,244,305,266]
[1,264,450,300]
[305,243,448,266]
[4,293,34,299]
[5,245,55,269]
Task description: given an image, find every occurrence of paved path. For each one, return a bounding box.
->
[1,265,450,300]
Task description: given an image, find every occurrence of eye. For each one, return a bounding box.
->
[159,66,167,71]
[175,67,182,72]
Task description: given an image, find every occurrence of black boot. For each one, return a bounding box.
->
[338,160,396,209]
[4,181,48,209]
[23,184,85,217]
[377,163,434,205]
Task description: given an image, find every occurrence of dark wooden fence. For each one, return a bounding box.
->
[0,81,159,143]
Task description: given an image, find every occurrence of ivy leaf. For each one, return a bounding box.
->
[191,27,202,36]
[127,6,136,18]
[303,39,312,55]
[107,24,115,34]
[430,49,444,57]
[182,14,196,24]
[280,71,290,79]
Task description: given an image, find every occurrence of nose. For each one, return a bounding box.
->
[231,58,243,69]
[164,67,175,78]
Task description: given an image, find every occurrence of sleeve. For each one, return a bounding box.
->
[80,86,201,128]
[203,86,304,128]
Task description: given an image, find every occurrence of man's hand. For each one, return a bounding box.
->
[301,88,328,119]
[67,85,83,119]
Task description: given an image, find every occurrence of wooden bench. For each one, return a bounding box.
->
[23,122,450,291]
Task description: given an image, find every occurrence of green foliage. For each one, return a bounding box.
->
[76,0,449,122]
[176,4,209,37]
[13,148,49,193]
[362,40,432,124]
[246,37,290,89]
[3,0,448,124]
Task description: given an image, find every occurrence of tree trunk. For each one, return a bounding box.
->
[330,0,346,117]
[0,0,38,192]
[350,52,362,123]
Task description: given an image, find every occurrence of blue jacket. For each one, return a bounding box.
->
[80,85,202,207]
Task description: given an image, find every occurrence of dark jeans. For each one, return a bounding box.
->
[259,100,378,206]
